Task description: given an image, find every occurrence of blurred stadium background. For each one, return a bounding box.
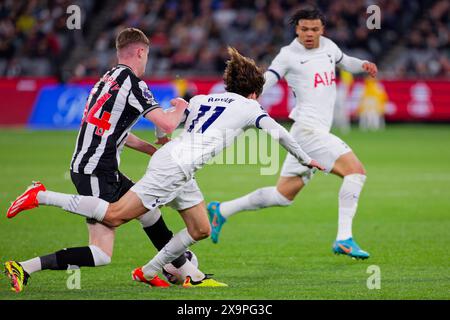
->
[0,0,449,127]
[0,0,449,300]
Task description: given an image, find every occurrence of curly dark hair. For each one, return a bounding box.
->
[223,47,265,98]
[289,7,326,27]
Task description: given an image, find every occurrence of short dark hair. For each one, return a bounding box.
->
[116,28,150,50]
[223,47,265,98]
[289,7,326,27]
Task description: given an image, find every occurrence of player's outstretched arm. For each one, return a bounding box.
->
[257,116,325,171]
[145,97,188,134]
[338,54,377,77]
[125,133,158,156]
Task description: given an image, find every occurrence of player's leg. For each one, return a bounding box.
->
[6,170,155,226]
[208,152,314,243]
[5,174,116,292]
[113,171,189,270]
[177,203,225,287]
[8,223,113,293]
[331,149,369,259]
[276,176,306,201]
[16,185,146,226]
[139,203,202,281]
[139,202,226,287]
[98,190,148,227]
[138,181,226,287]
[87,221,115,261]
[292,129,369,259]
[25,171,142,273]
[5,239,107,294]
[162,180,209,282]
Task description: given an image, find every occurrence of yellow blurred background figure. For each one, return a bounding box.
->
[333,70,354,134]
[358,77,388,131]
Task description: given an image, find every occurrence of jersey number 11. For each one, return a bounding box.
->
[187,105,225,133]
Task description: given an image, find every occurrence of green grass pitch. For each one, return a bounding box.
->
[0,124,449,300]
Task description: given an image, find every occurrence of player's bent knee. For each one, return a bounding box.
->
[351,158,366,175]
[352,164,366,175]
[360,165,367,175]
[274,188,294,206]
[105,208,128,228]
[107,218,124,228]
[89,245,112,266]
[190,226,211,240]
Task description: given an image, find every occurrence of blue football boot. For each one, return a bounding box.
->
[332,237,370,260]
[207,201,226,244]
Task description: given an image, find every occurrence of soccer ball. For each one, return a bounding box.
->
[162,250,198,284]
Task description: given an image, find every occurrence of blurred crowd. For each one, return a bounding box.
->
[1,0,449,79]
[392,0,449,77]
[0,0,95,77]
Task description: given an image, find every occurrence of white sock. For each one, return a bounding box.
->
[137,208,161,228]
[177,259,205,282]
[337,174,366,240]
[142,228,196,278]
[37,191,108,221]
[20,257,42,275]
[220,186,292,219]
[89,245,111,266]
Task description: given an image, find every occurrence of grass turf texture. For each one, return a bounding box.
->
[0,124,449,300]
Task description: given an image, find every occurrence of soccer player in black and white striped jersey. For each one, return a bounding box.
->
[5,28,203,291]
[8,47,324,288]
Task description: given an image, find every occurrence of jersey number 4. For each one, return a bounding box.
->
[82,93,112,136]
[187,105,225,133]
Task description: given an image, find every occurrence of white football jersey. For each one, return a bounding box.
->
[267,36,344,132]
[166,92,268,175]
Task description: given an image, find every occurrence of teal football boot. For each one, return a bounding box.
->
[332,237,370,260]
[207,201,226,244]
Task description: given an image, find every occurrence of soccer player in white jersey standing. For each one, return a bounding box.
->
[6,47,324,286]
[207,8,378,259]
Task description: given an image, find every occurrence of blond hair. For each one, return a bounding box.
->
[115,28,150,50]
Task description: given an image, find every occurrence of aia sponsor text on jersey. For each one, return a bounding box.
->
[314,71,336,88]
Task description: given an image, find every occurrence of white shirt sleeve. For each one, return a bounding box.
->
[337,53,366,73]
[262,71,279,95]
[263,48,289,93]
[330,39,366,74]
[128,80,161,115]
[245,101,269,129]
[257,116,312,166]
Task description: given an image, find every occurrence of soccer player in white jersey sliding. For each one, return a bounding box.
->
[207,8,378,259]
[3,28,201,292]
[7,47,324,286]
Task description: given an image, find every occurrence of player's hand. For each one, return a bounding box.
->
[362,62,378,78]
[155,136,170,145]
[307,159,325,171]
[170,97,188,110]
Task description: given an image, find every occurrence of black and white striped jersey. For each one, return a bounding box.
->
[70,64,160,174]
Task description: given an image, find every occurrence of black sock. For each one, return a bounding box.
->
[170,254,187,268]
[40,247,95,270]
[143,216,187,268]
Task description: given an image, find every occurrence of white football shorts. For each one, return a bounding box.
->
[280,122,352,178]
[131,148,204,212]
